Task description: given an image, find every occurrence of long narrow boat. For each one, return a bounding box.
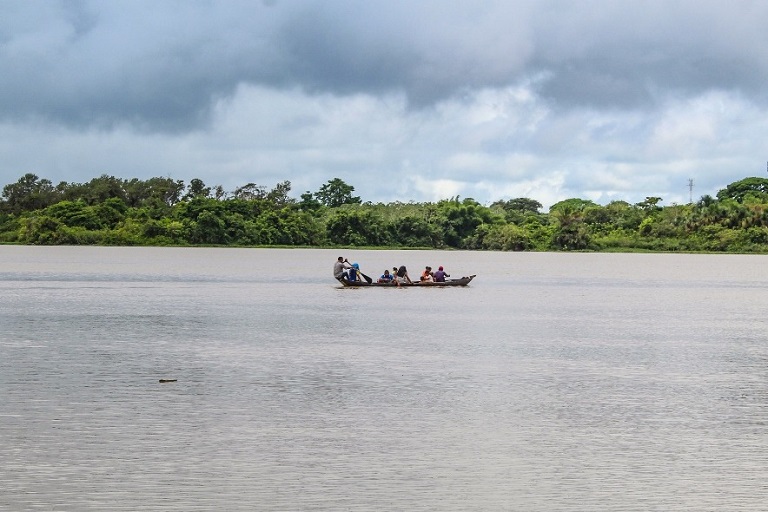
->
[338,275,476,287]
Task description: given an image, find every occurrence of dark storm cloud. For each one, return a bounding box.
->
[0,0,532,130]
[0,1,283,131]
[2,0,768,132]
[529,1,768,108]
[534,41,767,109]
[271,1,533,106]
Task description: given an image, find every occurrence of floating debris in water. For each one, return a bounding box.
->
[159,379,177,383]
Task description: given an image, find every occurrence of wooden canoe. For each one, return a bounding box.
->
[338,275,476,287]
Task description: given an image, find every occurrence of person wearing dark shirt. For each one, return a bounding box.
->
[395,265,412,286]
[433,266,450,282]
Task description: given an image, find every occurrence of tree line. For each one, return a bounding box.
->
[2,173,768,252]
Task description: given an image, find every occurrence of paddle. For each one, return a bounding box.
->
[357,269,373,284]
[344,259,373,284]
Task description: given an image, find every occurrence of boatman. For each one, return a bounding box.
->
[334,256,352,282]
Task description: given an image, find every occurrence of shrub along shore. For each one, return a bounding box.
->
[3,174,768,252]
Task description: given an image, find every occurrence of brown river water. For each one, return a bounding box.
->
[2,246,768,511]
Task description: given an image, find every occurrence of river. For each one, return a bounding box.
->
[2,246,767,511]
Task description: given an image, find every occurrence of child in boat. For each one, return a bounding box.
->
[348,262,361,282]
[433,266,450,282]
[378,269,394,283]
[420,266,434,282]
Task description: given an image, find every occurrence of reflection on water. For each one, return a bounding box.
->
[2,247,768,511]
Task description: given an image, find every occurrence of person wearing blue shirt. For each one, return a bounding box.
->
[348,262,360,282]
[378,269,394,283]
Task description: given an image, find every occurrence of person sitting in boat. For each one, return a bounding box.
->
[395,265,412,286]
[348,262,361,282]
[433,266,450,282]
[378,269,394,283]
[420,266,434,282]
[334,256,352,281]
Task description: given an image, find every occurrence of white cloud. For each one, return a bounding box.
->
[2,1,768,210]
[411,177,464,202]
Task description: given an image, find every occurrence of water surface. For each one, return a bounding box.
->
[2,247,768,510]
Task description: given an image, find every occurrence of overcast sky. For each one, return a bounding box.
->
[2,0,767,209]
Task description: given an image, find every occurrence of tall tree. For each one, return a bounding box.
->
[184,178,212,200]
[123,177,185,207]
[298,191,322,211]
[1,173,59,214]
[233,183,267,201]
[550,204,591,250]
[267,180,293,206]
[549,198,597,213]
[491,197,543,214]
[716,177,768,203]
[314,178,361,207]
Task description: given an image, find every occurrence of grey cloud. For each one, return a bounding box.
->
[530,1,768,108]
[2,0,768,132]
[0,1,536,130]
[535,46,767,110]
[272,1,535,106]
[0,1,283,131]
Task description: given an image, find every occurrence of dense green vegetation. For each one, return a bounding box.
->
[2,173,768,252]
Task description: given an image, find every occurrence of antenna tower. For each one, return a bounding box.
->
[688,178,694,204]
